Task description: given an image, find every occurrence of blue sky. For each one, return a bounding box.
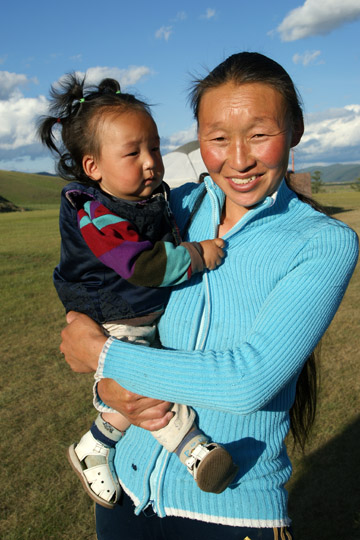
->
[1,0,360,173]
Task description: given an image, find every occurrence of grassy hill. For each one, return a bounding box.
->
[0,169,66,210]
[299,163,360,183]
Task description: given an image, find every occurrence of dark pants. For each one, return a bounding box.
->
[96,492,294,540]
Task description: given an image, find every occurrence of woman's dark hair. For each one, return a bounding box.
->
[190,51,304,134]
[38,73,152,183]
[190,52,319,450]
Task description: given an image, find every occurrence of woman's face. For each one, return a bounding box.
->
[198,81,301,223]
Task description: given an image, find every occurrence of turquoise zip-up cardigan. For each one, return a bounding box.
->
[97,177,358,527]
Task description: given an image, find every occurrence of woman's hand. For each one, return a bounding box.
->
[98,379,173,431]
[61,311,173,431]
[60,311,107,372]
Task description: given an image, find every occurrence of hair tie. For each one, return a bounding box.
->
[79,98,85,103]
[57,117,61,123]
[116,90,121,94]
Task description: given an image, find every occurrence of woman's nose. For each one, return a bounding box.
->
[228,140,255,171]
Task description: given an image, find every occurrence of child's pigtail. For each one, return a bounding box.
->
[37,73,89,181]
[37,116,62,156]
[98,78,121,95]
[48,74,86,119]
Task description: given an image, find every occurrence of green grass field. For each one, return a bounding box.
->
[0,183,359,539]
[0,170,66,210]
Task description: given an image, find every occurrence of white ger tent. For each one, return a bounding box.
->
[163,140,207,188]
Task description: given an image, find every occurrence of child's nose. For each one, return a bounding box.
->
[144,153,156,169]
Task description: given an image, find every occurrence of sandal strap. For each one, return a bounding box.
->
[83,455,118,502]
[75,430,110,461]
[185,443,212,479]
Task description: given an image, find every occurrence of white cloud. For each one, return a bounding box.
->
[0,94,48,156]
[297,104,360,164]
[162,124,197,153]
[0,71,47,163]
[292,50,323,66]
[173,11,187,22]
[81,66,151,87]
[0,71,37,100]
[201,8,216,20]
[276,0,360,41]
[155,26,173,41]
[56,66,151,89]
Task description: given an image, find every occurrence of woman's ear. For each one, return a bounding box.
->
[82,155,101,181]
[291,118,304,148]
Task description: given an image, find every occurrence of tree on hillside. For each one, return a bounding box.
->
[350,177,360,192]
[311,170,324,193]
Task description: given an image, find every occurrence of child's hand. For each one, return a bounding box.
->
[199,238,225,270]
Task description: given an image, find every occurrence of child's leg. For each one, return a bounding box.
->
[151,404,238,494]
[101,411,131,432]
[67,412,126,509]
[68,321,155,509]
[89,412,129,452]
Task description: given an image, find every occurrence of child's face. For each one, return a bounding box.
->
[83,110,164,200]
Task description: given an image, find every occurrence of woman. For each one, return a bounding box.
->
[61,52,359,539]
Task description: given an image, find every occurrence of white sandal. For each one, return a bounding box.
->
[67,430,121,509]
[185,442,238,494]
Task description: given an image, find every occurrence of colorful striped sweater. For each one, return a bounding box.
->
[54,182,204,324]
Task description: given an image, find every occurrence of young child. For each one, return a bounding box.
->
[38,74,238,508]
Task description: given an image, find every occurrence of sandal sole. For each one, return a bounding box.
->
[195,446,239,494]
[67,444,116,510]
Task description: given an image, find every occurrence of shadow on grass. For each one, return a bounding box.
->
[288,415,360,540]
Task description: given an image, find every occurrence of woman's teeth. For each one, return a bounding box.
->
[230,176,257,185]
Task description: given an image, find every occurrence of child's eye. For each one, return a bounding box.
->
[126,151,139,157]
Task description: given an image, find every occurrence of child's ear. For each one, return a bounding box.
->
[82,155,101,181]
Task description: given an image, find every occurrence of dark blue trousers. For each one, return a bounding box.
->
[96,492,294,540]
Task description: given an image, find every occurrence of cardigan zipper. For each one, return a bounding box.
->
[195,181,275,351]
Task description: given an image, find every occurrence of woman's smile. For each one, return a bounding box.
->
[227,174,262,189]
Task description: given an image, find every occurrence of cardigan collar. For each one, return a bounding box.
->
[202,175,298,236]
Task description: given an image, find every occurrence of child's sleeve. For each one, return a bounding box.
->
[78,199,205,287]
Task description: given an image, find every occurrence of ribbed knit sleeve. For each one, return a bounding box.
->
[99,215,358,414]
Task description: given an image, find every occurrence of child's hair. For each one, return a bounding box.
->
[38,73,152,183]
